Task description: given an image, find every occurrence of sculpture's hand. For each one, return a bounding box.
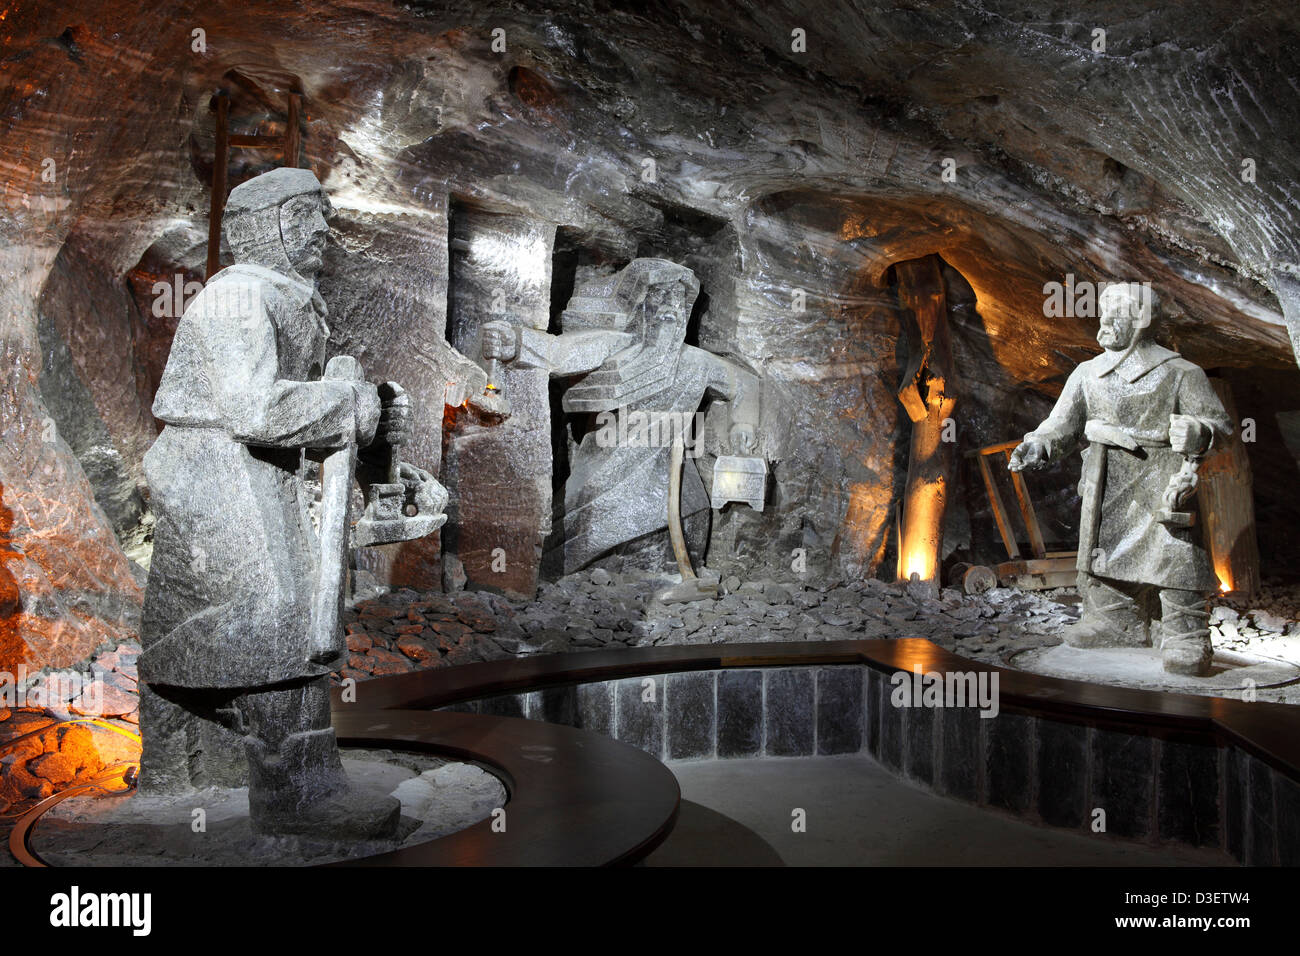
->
[1162,466,1199,511]
[1008,439,1048,472]
[399,461,449,516]
[481,320,518,362]
[375,382,410,447]
[729,422,757,456]
[1169,414,1208,456]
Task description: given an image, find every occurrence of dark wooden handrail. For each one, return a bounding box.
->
[333,638,1300,782]
[328,709,680,866]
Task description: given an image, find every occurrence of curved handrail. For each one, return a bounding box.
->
[335,637,1300,781]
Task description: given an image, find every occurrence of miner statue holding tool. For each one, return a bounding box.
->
[1009,282,1232,676]
[138,167,447,837]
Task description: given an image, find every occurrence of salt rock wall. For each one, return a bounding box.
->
[3,0,1300,666]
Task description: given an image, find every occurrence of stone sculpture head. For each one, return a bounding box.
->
[1097,281,1156,351]
[223,167,332,282]
[558,258,703,412]
[560,259,697,335]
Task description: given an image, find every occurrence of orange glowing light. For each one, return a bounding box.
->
[1214,559,1233,595]
[898,478,945,583]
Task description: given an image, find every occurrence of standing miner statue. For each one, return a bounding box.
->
[138,167,447,837]
[1009,282,1232,677]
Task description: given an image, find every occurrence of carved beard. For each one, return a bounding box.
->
[1096,312,1139,351]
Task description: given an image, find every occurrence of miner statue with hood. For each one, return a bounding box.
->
[139,167,447,837]
[480,258,761,577]
[1010,282,1232,676]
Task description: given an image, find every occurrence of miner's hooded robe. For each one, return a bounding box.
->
[140,263,372,688]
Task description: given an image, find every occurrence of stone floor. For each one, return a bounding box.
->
[645,756,1235,866]
[17,750,504,867]
[337,570,1082,681]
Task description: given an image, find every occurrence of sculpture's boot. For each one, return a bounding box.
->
[1158,588,1214,677]
[1060,572,1149,648]
[245,728,401,839]
[240,677,400,839]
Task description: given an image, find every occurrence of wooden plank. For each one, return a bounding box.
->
[976,452,1020,560]
[1197,379,1260,597]
[996,557,1076,590]
[205,93,229,281]
[967,439,1020,456]
[1006,448,1047,558]
[284,92,301,168]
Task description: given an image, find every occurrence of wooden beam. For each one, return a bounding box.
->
[285,92,301,168]
[1197,378,1260,597]
[966,439,1020,456]
[894,254,958,587]
[205,93,229,281]
[1006,448,1047,558]
[976,452,1020,560]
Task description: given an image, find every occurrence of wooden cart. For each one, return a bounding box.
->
[955,440,1078,594]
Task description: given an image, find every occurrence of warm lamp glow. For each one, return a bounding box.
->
[899,477,945,583]
[902,548,935,582]
[1215,558,1233,594]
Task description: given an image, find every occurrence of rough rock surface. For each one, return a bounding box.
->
[335,571,1300,707]
[0,640,141,812]
[4,1,1300,664]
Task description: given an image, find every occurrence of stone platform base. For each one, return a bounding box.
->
[1010,644,1300,694]
[31,749,505,866]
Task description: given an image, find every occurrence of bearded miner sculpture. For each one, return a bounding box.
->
[1010,282,1232,677]
[481,258,760,574]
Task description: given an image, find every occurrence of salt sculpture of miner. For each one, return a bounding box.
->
[138,167,447,837]
[480,259,760,573]
[1009,282,1231,676]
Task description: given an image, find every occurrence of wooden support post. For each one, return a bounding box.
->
[285,92,301,168]
[894,255,958,588]
[1006,448,1047,558]
[206,93,229,281]
[1197,378,1260,598]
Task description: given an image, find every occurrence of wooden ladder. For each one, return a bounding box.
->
[205,87,303,280]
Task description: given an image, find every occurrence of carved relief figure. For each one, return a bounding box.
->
[481,258,760,573]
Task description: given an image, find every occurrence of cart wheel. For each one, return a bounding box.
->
[963,565,997,595]
[947,562,971,588]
